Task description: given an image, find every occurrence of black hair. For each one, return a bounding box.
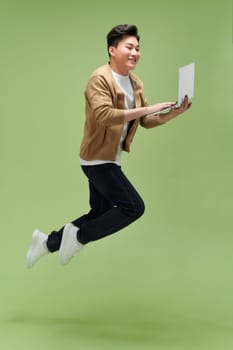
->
[106,24,140,55]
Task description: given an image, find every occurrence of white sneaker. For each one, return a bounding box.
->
[26,230,49,268]
[59,223,83,265]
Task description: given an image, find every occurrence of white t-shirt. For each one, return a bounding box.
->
[80,70,135,166]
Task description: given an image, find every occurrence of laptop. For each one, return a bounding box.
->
[153,62,195,114]
[176,62,195,107]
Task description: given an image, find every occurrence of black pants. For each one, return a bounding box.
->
[47,163,145,252]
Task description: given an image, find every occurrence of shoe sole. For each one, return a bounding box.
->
[59,223,72,265]
[26,230,40,268]
[59,223,82,265]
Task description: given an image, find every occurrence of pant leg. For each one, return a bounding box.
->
[78,164,145,244]
[47,163,145,250]
[73,179,113,226]
[47,171,112,252]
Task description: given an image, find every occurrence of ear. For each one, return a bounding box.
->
[108,46,116,57]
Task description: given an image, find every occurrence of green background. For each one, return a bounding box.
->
[1,0,233,349]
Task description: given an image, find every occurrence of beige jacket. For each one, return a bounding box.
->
[80,64,162,161]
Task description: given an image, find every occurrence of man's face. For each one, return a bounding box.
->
[109,35,140,74]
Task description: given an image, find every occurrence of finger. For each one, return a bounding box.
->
[183,95,189,108]
[167,102,177,109]
[183,102,192,111]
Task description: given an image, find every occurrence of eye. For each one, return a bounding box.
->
[126,45,140,52]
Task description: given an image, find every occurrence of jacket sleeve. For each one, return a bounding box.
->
[85,75,125,127]
[139,92,163,129]
[140,114,163,129]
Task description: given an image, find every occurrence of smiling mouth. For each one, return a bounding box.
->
[128,58,137,63]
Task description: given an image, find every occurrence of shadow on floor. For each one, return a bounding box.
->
[7,309,233,348]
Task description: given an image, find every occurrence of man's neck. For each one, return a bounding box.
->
[109,61,129,76]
